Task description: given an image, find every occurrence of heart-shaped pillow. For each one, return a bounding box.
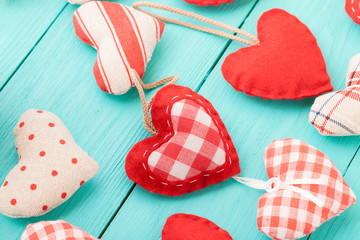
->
[21,220,98,240]
[125,85,240,195]
[0,110,99,218]
[257,138,356,239]
[162,214,233,240]
[345,0,360,24]
[184,0,234,6]
[73,1,165,95]
[309,54,360,136]
[221,9,333,100]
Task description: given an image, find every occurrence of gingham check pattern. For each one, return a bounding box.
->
[21,220,97,240]
[148,99,226,181]
[309,54,360,136]
[258,139,356,240]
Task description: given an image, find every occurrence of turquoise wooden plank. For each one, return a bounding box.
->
[0,0,67,89]
[102,0,360,239]
[0,0,258,239]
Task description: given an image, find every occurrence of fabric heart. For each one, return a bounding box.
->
[0,110,98,218]
[235,138,356,239]
[73,1,165,95]
[184,0,234,6]
[162,213,233,240]
[345,0,360,24]
[21,220,98,240]
[309,54,360,136]
[68,0,91,4]
[221,9,333,100]
[125,85,240,196]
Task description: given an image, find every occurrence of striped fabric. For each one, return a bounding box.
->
[73,1,165,95]
[21,220,97,240]
[258,139,356,240]
[309,54,360,136]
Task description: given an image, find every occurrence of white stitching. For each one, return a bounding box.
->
[144,94,234,188]
[153,143,159,148]
[142,163,147,170]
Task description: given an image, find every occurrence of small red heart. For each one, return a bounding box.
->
[222,9,333,100]
[345,0,360,24]
[162,214,233,240]
[184,0,234,6]
[125,85,240,196]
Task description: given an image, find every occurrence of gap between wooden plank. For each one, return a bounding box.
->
[195,0,260,92]
[0,3,69,92]
[97,1,260,238]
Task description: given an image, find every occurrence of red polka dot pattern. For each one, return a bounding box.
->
[0,110,99,218]
[10,199,17,206]
[61,192,67,199]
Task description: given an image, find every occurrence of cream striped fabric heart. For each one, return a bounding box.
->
[0,110,98,218]
[73,1,165,95]
[309,54,360,136]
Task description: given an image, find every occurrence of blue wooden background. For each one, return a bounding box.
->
[1,0,360,239]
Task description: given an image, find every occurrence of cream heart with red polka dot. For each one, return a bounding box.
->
[0,110,99,218]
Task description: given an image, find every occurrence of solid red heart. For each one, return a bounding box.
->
[162,214,233,240]
[345,0,360,24]
[184,0,234,6]
[221,9,333,100]
[125,85,240,196]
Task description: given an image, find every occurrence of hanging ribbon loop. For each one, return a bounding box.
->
[233,175,327,207]
[133,1,260,46]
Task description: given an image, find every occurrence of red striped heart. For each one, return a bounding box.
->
[73,1,164,95]
[125,85,240,195]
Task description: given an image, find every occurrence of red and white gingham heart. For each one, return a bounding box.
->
[126,85,240,196]
[148,98,227,182]
[234,138,356,240]
[309,54,360,136]
[21,220,97,240]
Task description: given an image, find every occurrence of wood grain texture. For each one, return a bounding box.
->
[0,0,67,89]
[0,0,258,239]
[102,0,360,239]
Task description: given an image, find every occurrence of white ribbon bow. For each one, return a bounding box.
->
[233,176,327,207]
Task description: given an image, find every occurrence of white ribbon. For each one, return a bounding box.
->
[232,176,327,207]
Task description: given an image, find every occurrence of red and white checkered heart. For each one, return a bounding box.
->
[309,54,360,136]
[73,1,164,95]
[21,220,98,240]
[125,85,240,196]
[257,139,356,240]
